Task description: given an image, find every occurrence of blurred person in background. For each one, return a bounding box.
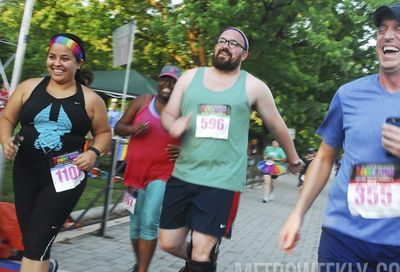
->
[297,148,316,192]
[108,98,122,132]
[262,139,287,203]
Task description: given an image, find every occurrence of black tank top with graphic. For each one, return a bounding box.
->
[17,76,91,163]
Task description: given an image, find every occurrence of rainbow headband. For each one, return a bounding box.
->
[49,36,84,61]
[223,27,249,51]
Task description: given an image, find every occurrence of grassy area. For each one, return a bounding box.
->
[0,155,126,211]
[1,159,14,203]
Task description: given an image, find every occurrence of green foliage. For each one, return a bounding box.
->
[0,160,14,202]
[0,0,384,153]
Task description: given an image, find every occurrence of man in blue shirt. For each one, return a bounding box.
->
[280,4,400,270]
[108,98,122,130]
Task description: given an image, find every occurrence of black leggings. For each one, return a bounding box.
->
[13,156,86,261]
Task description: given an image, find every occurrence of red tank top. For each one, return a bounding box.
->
[123,95,180,188]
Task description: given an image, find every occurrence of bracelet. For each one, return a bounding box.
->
[88,146,101,158]
[289,159,302,167]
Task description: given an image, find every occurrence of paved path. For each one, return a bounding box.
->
[52,172,331,272]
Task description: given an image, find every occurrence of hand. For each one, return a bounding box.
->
[279,212,302,254]
[166,144,180,161]
[305,153,315,161]
[73,150,97,171]
[382,123,400,157]
[131,121,150,136]
[2,135,23,160]
[127,187,138,195]
[274,158,286,163]
[288,159,305,174]
[169,113,192,138]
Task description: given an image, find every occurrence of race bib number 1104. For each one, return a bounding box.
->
[50,151,85,193]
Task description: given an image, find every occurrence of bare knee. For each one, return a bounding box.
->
[191,234,218,262]
[263,175,271,184]
[192,243,212,261]
[159,232,185,255]
[159,227,190,259]
[159,239,178,253]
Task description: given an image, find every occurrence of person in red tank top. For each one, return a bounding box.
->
[114,65,181,272]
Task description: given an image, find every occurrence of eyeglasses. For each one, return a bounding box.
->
[216,37,246,50]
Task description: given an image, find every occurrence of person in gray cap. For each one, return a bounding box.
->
[159,27,304,272]
[280,4,400,270]
[114,65,181,272]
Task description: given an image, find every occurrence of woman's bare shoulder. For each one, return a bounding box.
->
[81,85,106,107]
[13,77,44,100]
[18,77,43,90]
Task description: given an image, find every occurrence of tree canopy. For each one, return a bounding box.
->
[0,0,390,153]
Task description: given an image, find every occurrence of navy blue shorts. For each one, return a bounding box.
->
[318,227,400,272]
[159,176,240,238]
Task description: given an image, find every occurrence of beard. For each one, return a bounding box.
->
[213,49,241,71]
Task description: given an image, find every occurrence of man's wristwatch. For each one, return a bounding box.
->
[289,159,302,167]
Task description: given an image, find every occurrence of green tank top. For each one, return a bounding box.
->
[173,67,250,192]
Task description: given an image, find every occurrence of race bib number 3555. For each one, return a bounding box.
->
[195,104,231,140]
[348,163,400,218]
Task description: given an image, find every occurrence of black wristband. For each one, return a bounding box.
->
[88,146,101,158]
[289,159,302,167]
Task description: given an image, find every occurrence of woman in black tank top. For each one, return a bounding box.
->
[0,33,111,272]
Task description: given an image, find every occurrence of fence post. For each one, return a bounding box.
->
[0,146,4,196]
[98,138,118,237]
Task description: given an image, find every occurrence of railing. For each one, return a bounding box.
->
[62,140,265,236]
[61,137,129,236]
[246,153,263,187]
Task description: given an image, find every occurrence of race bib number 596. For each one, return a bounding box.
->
[195,104,231,140]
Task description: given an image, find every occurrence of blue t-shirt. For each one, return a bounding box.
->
[108,109,121,128]
[317,74,400,246]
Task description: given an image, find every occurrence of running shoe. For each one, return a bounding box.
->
[49,258,58,272]
[128,263,138,272]
[63,216,74,228]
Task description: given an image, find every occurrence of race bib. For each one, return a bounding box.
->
[348,163,400,218]
[195,104,231,140]
[50,151,85,193]
[124,189,138,214]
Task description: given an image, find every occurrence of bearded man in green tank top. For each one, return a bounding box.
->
[159,27,304,272]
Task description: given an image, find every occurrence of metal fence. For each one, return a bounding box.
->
[60,142,265,236]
